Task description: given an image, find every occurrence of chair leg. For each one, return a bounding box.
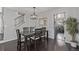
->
[17,42,21,51]
[17,43,19,51]
[40,37,42,43]
[17,45,19,51]
[44,37,46,47]
[24,37,27,51]
[47,31,48,45]
[34,40,37,50]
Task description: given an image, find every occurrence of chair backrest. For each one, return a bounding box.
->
[16,29,21,42]
[35,28,42,38]
[42,27,46,31]
[30,27,34,33]
[41,27,46,35]
[23,27,30,34]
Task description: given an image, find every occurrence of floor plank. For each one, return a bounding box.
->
[0,38,79,51]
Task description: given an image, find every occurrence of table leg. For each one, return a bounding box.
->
[24,36,27,51]
[29,38,31,51]
[47,31,48,45]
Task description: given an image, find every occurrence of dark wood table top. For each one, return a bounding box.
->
[21,32,35,37]
[21,30,48,38]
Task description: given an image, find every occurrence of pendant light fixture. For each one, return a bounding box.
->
[30,7,37,20]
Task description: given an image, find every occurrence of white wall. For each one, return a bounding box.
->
[3,8,18,40]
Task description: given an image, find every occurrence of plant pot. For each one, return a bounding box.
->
[57,39,65,46]
[70,42,77,48]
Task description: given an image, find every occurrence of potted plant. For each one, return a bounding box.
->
[66,17,78,47]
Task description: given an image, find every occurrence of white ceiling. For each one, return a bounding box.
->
[5,7,57,15]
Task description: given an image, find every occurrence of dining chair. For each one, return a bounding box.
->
[41,27,46,38]
[16,29,25,51]
[23,27,30,34]
[30,27,34,33]
[30,28,42,50]
[23,27,32,51]
[39,27,47,47]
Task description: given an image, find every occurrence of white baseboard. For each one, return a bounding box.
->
[0,39,17,44]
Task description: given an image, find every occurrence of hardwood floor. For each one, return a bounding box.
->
[0,38,79,51]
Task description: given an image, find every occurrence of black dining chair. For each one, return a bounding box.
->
[30,27,34,33]
[23,27,30,34]
[23,27,34,51]
[16,29,25,51]
[41,27,48,47]
[30,28,42,50]
[41,27,46,39]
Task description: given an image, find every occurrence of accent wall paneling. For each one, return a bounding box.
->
[15,15,25,27]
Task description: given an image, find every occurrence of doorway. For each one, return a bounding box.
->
[54,12,65,44]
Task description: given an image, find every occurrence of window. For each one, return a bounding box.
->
[55,12,65,26]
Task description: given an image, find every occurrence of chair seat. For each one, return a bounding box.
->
[41,35,47,37]
[30,36,40,40]
[21,36,30,41]
[41,36,45,37]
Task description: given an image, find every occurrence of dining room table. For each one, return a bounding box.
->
[21,30,48,51]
